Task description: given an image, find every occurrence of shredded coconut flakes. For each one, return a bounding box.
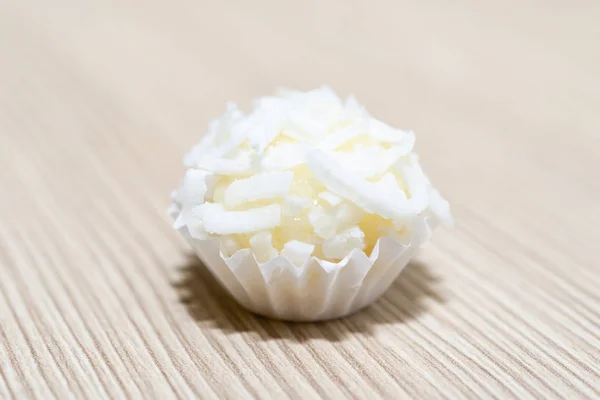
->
[171,87,452,263]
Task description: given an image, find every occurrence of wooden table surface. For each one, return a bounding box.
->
[1,1,599,399]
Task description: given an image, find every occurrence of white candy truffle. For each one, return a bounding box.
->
[171,87,452,265]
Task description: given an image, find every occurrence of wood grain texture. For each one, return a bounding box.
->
[1,0,599,398]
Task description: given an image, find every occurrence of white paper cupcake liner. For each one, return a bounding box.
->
[183,217,432,321]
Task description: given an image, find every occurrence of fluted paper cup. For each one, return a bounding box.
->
[181,217,431,322]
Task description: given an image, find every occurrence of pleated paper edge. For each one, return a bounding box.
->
[183,216,433,321]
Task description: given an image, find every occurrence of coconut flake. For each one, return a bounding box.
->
[318,191,342,207]
[183,146,200,168]
[309,206,338,239]
[344,95,369,119]
[309,202,364,239]
[167,203,180,220]
[186,214,209,239]
[372,141,415,176]
[330,143,414,180]
[195,152,254,176]
[367,118,411,143]
[282,196,310,217]
[345,95,361,110]
[306,149,419,219]
[280,119,314,142]
[183,120,220,167]
[397,161,429,214]
[224,171,294,206]
[180,202,214,239]
[322,227,365,259]
[330,145,383,179]
[214,103,244,147]
[172,211,186,230]
[333,202,365,230]
[427,189,454,227]
[374,173,407,202]
[214,119,252,157]
[309,86,343,105]
[249,231,278,263]
[320,120,368,150]
[262,142,313,170]
[203,204,281,234]
[176,169,214,205]
[221,236,240,257]
[287,111,328,139]
[281,87,346,140]
[281,240,315,267]
[252,95,286,113]
[247,118,284,152]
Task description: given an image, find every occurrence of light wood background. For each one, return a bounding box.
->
[1,0,599,399]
